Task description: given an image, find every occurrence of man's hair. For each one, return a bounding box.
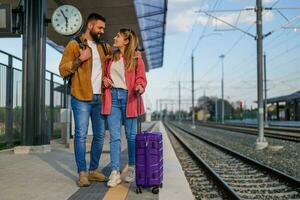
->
[85,13,106,27]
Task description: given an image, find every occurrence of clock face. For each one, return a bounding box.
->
[51,5,83,36]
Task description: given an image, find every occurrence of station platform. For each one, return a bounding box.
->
[0,121,194,200]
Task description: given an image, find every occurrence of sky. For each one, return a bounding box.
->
[1,0,300,112]
[145,0,300,112]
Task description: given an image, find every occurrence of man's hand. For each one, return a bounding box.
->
[103,77,113,88]
[79,48,91,62]
[71,48,90,72]
[135,84,144,95]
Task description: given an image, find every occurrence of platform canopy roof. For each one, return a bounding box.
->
[266,91,300,103]
[3,0,167,71]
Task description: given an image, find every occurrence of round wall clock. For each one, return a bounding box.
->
[51,5,83,36]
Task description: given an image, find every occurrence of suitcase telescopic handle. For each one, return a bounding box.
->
[137,93,142,133]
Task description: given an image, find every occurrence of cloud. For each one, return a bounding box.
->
[263,0,275,4]
[167,8,199,33]
[171,0,197,3]
[166,0,206,34]
[232,0,275,3]
[210,10,274,28]
[167,1,275,34]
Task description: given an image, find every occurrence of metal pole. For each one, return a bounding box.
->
[50,73,54,140]
[5,55,13,145]
[22,0,48,146]
[191,54,195,128]
[255,0,268,149]
[159,99,162,121]
[179,81,181,122]
[219,54,225,124]
[16,81,19,108]
[63,79,67,108]
[215,97,218,122]
[165,103,168,120]
[295,99,299,120]
[264,53,268,126]
[156,99,158,120]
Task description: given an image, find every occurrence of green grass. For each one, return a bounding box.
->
[51,129,61,139]
[0,134,5,142]
[0,140,21,150]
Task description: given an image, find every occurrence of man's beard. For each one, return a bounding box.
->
[90,31,101,43]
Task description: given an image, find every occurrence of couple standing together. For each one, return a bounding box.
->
[59,13,147,187]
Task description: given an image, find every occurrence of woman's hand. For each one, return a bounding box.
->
[134,51,142,58]
[135,84,145,95]
[103,77,113,88]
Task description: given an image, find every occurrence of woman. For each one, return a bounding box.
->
[101,28,147,187]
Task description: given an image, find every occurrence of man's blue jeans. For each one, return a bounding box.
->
[107,88,137,171]
[71,95,106,173]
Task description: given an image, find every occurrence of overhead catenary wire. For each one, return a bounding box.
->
[170,0,209,82]
[226,33,300,87]
[220,16,300,87]
[199,0,288,82]
[177,0,222,82]
[196,0,289,85]
[169,0,299,107]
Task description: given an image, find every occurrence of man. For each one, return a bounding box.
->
[59,13,110,187]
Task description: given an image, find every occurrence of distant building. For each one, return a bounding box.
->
[265,91,300,121]
[194,96,233,121]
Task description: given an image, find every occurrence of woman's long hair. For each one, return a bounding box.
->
[112,28,139,71]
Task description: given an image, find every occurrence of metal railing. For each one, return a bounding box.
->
[0,49,68,147]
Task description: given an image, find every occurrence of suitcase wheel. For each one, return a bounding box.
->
[152,186,159,194]
[136,186,142,194]
[159,183,163,188]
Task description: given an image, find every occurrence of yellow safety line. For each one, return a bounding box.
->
[102,165,131,200]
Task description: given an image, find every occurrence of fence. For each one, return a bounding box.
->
[0,49,68,147]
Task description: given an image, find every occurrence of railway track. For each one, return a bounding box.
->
[193,122,300,142]
[164,122,300,199]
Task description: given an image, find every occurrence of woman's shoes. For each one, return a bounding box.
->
[107,166,136,188]
[122,166,135,183]
[107,170,122,187]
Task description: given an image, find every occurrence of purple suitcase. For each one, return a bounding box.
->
[135,131,163,194]
[135,96,163,194]
[135,132,163,194]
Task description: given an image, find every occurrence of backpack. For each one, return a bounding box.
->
[64,36,108,88]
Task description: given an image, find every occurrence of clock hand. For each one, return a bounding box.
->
[60,9,69,28]
[60,9,67,20]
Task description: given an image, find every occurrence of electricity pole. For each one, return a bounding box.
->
[255,0,268,149]
[191,54,195,128]
[219,54,225,124]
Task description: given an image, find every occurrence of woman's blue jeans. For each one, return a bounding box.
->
[107,88,137,171]
[71,95,106,173]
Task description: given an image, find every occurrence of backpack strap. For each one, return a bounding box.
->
[100,40,108,56]
[64,35,85,88]
[73,35,86,49]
